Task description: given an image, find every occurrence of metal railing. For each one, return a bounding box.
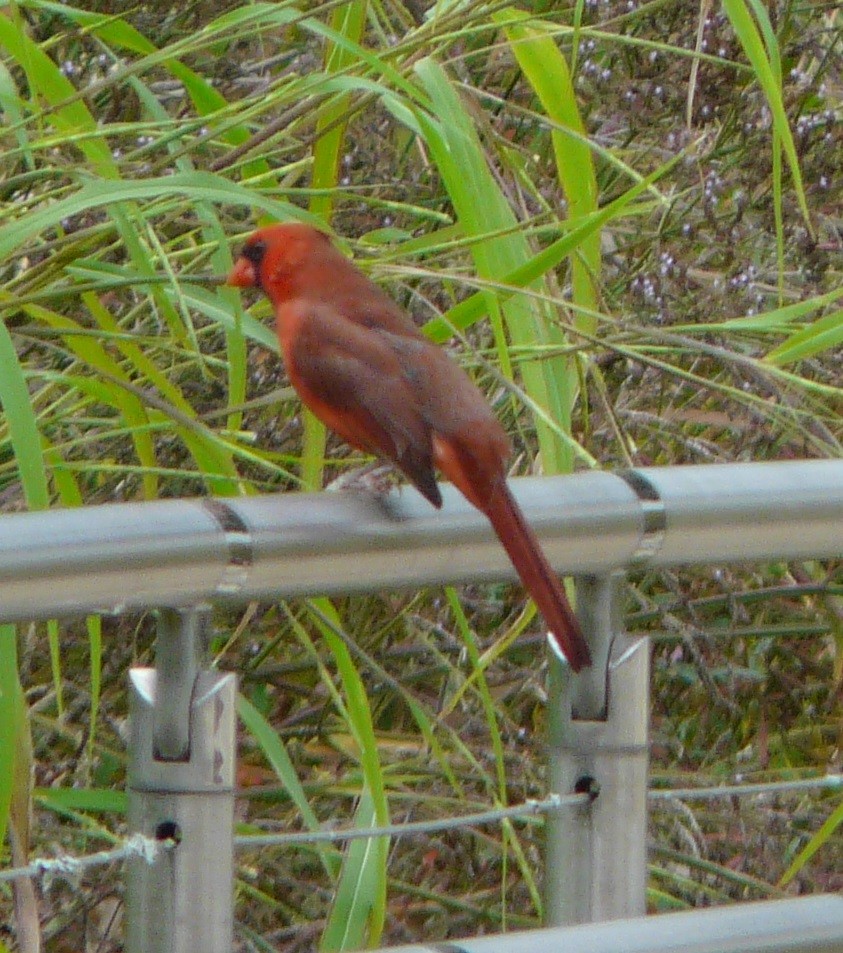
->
[2,459,842,952]
[376,896,843,953]
[3,459,840,621]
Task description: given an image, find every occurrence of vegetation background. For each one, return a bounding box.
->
[0,0,840,949]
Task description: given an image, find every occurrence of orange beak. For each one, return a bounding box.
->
[226,256,257,288]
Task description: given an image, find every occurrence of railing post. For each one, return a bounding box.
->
[126,607,237,953]
[544,573,650,925]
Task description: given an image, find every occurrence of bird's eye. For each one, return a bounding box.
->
[242,239,267,267]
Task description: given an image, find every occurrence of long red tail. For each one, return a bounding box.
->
[483,482,591,671]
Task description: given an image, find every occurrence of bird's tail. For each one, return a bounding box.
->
[484,481,591,672]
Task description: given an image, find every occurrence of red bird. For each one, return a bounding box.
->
[228,223,590,671]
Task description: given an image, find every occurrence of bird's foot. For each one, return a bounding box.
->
[326,462,400,499]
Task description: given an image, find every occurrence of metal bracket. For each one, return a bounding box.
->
[126,606,237,953]
[545,572,650,926]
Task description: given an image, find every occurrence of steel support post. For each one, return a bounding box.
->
[126,608,237,953]
[544,574,650,925]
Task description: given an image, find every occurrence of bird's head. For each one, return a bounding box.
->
[227,223,333,300]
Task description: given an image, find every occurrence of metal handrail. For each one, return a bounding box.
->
[0,459,840,623]
[376,896,843,953]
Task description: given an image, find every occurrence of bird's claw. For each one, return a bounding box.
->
[325,463,400,498]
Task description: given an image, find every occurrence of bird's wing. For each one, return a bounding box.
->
[282,301,443,507]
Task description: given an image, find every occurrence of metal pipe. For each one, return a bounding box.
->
[627,459,843,564]
[376,895,843,952]
[126,610,237,953]
[545,577,650,925]
[0,460,839,623]
[152,608,208,762]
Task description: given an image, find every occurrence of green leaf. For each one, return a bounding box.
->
[0,319,49,509]
[495,8,599,321]
[0,626,23,850]
[720,0,811,230]
[0,171,301,261]
[0,59,34,169]
[237,694,341,879]
[302,599,389,946]
[718,288,843,331]
[0,13,116,178]
[410,58,576,473]
[35,787,127,814]
[764,308,843,366]
[321,788,388,951]
[28,0,270,173]
[778,797,843,887]
[423,154,680,342]
[9,294,243,494]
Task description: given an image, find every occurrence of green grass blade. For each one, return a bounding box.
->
[0,171,302,261]
[443,590,507,797]
[86,614,102,776]
[0,13,116,178]
[0,320,49,509]
[177,284,277,352]
[46,617,63,717]
[125,75,250,435]
[109,203,189,345]
[494,7,601,486]
[321,789,388,951]
[12,297,242,494]
[42,439,84,506]
[31,0,268,175]
[716,288,843,331]
[0,625,23,850]
[720,0,811,229]
[307,598,390,945]
[34,787,127,814]
[237,693,341,879]
[495,8,600,324]
[310,0,368,224]
[778,797,843,887]
[442,589,542,921]
[411,57,575,473]
[308,600,390,828]
[0,59,34,169]
[81,291,159,499]
[763,308,843,366]
[744,0,785,301]
[423,153,681,342]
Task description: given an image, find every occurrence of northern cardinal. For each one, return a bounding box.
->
[228,223,590,671]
